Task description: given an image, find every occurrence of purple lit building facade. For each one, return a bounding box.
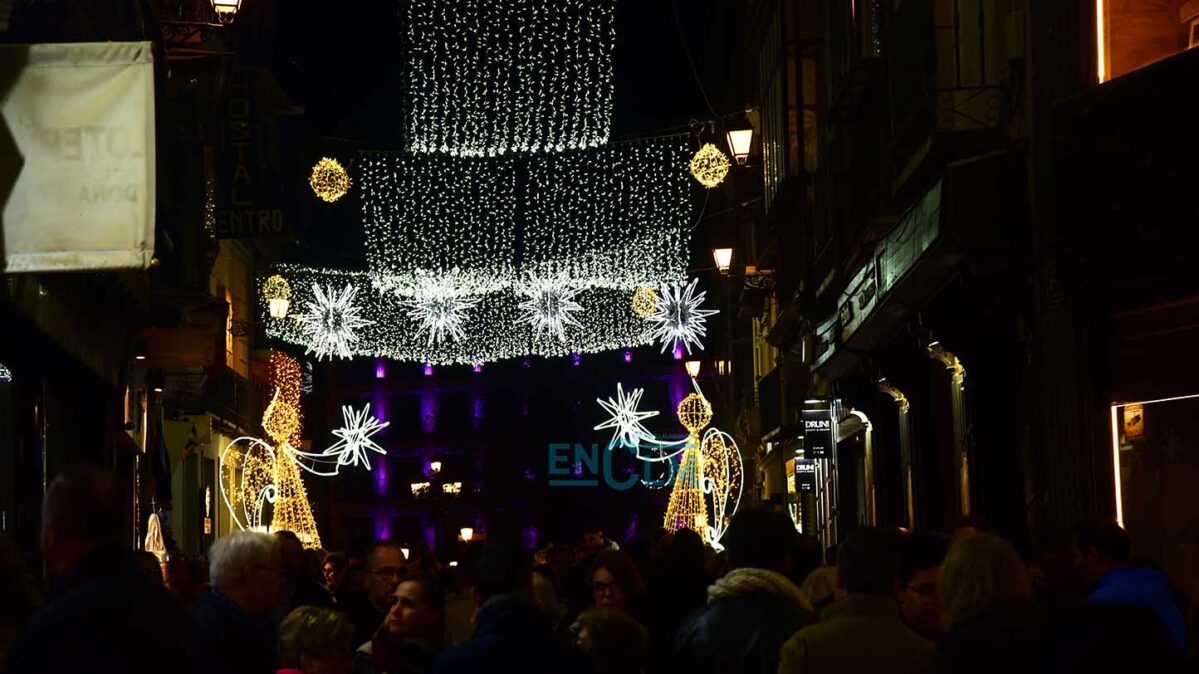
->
[309,348,703,556]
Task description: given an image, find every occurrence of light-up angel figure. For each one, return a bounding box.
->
[594,379,744,549]
[220,353,390,549]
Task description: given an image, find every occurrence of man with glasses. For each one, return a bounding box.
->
[896,533,949,639]
[344,541,408,647]
[193,531,287,674]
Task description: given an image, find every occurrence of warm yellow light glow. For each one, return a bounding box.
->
[262,393,301,446]
[1106,393,1199,529]
[1096,0,1107,83]
[430,460,442,474]
[631,287,659,318]
[309,157,352,203]
[677,393,713,434]
[689,143,730,189]
[410,481,431,497]
[459,527,474,542]
[264,275,292,319]
[725,128,754,166]
[685,360,701,379]
[442,481,462,495]
[712,247,733,274]
[663,442,709,543]
[272,444,323,549]
[212,0,240,15]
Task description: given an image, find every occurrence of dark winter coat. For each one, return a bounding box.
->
[674,576,813,674]
[432,593,594,674]
[933,601,1048,674]
[193,587,277,674]
[4,545,197,674]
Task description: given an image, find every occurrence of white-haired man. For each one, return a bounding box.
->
[193,531,287,674]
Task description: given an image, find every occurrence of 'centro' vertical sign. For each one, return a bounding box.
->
[802,409,833,459]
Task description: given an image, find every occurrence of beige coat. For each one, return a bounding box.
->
[778,593,934,674]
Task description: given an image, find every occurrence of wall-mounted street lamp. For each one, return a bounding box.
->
[459,527,474,543]
[211,0,242,23]
[712,247,734,275]
[725,125,754,166]
[430,460,442,475]
[685,360,702,379]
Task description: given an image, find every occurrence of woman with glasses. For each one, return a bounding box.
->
[589,550,645,615]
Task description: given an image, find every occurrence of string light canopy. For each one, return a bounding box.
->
[401,0,615,157]
[358,139,692,294]
[263,265,654,365]
[309,157,352,203]
[689,143,730,188]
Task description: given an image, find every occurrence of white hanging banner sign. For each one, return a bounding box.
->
[0,41,155,272]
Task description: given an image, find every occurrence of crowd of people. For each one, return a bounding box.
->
[0,464,1195,673]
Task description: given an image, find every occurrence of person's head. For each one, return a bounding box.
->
[953,515,987,542]
[41,465,125,576]
[323,552,348,591]
[836,527,901,596]
[275,530,305,586]
[590,550,644,612]
[668,527,706,571]
[134,550,163,586]
[531,568,566,628]
[364,542,408,611]
[277,606,354,674]
[386,574,445,642]
[571,608,649,674]
[722,507,795,572]
[583,528,607,554]
[208,531,286,616]
[1072,520,1132,585]
[896,533,950,637]
[470,543,530,605]
[940,533,1032,629]
[785,533,824,588]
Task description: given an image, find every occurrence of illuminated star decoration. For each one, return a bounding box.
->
[297,283,373,361]
[323,404,389,470]
[595,383,660,450]
[405,291,479,347]
[518,283,584,342]
[648,279,720,354]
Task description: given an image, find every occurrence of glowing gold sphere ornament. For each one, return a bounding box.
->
[689,143,730,189]
[631,287,659,318]
[263,275,292,319]
[309,157,351,203]
[677,392,713,434]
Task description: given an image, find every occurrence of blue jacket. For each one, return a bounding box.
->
[1088,567,1186,652]
[433,594,594,674]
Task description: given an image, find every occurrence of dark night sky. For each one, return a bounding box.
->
[259,0,742,269]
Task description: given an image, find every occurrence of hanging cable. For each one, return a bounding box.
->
[668,0,721,120]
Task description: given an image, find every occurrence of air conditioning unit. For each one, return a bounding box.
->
[1184,0,1199,49]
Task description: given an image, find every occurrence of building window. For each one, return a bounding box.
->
[1098,0,1197,82]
